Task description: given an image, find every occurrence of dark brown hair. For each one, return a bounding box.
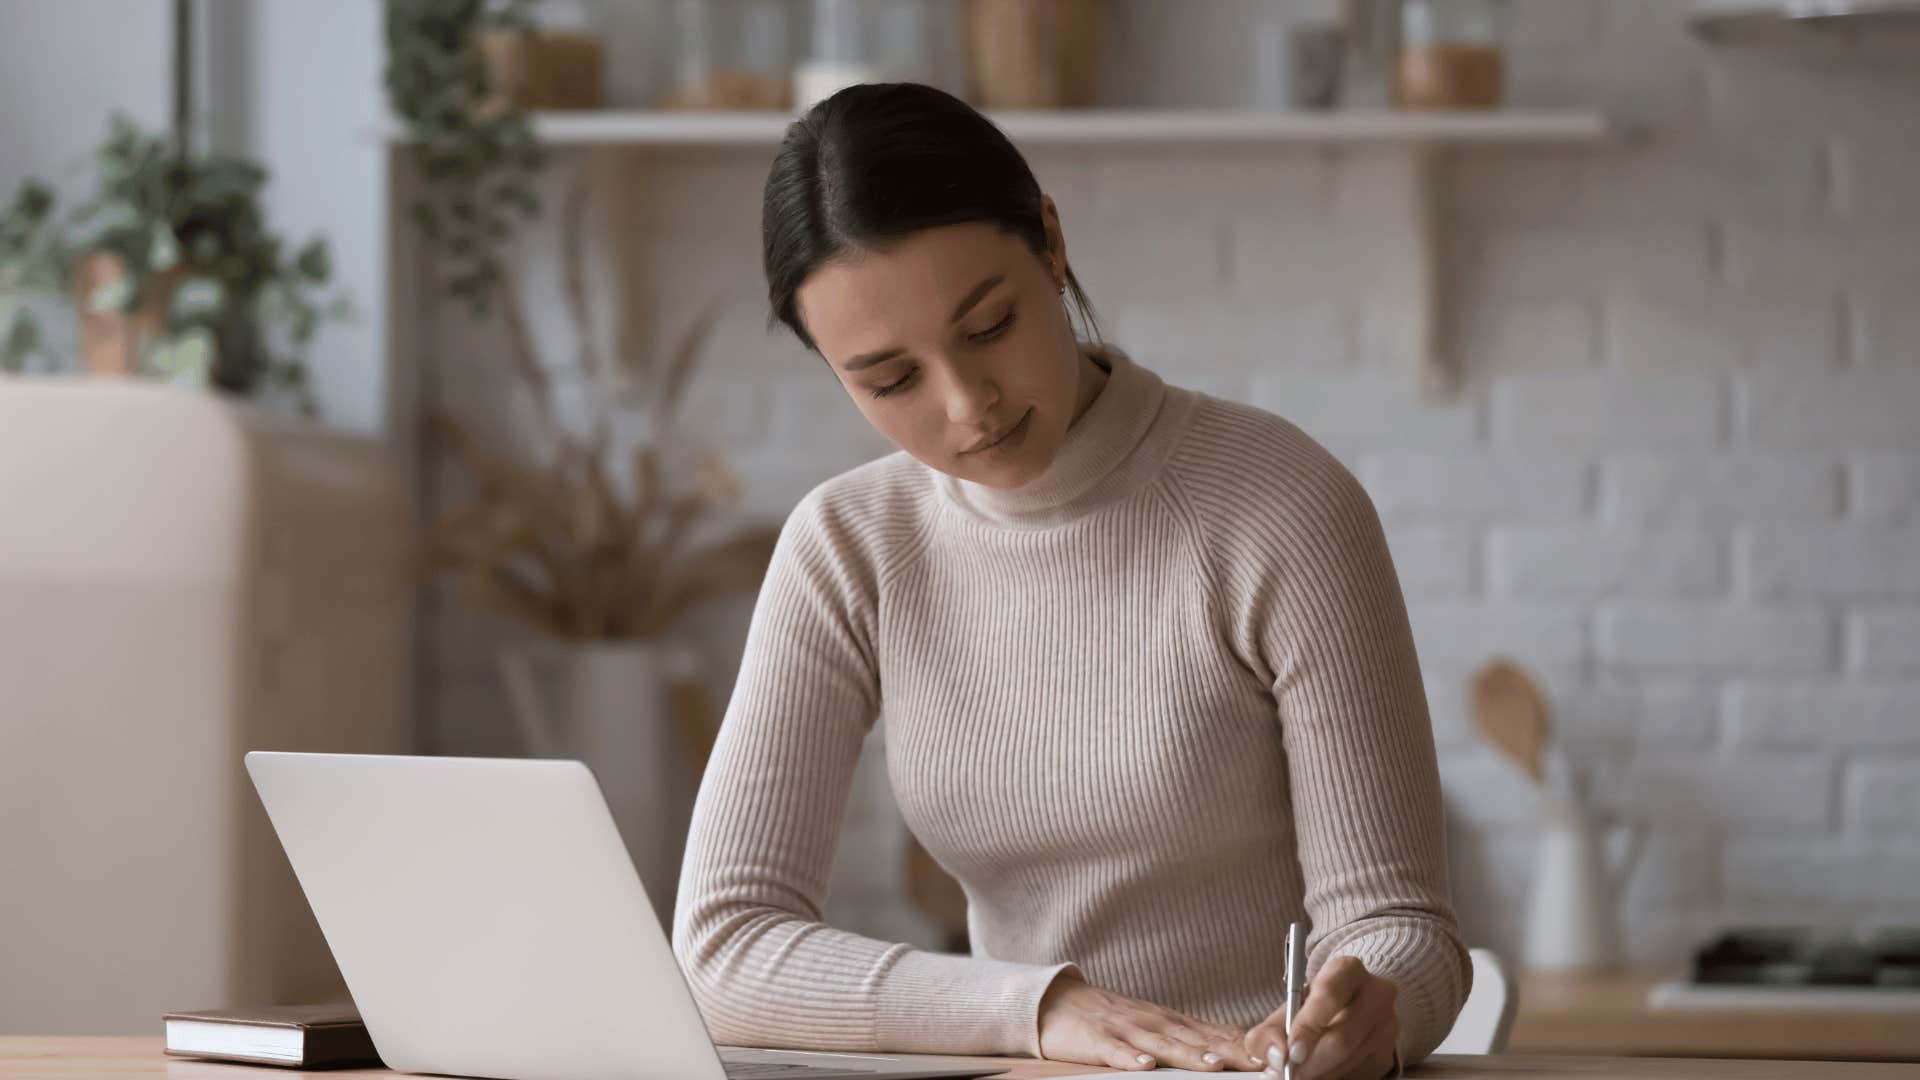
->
[761,81,1102,355]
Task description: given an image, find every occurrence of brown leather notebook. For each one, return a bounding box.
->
[162,1001,382,1069]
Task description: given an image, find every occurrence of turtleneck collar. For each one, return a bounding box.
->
[934,341,1192,529]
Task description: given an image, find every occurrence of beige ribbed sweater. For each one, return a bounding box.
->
[671,343,1470,1068]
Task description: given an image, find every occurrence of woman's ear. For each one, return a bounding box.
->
[1039,194,1068,285]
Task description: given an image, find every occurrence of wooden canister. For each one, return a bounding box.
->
[477,29,605,112]
[1393,42,1504,109]
[965,0,1106,109]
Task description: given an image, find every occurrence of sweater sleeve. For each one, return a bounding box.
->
[1217,441,1472,1066]
[671,489,1080,1057]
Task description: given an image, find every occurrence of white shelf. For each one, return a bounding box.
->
[491,107,1612,148]
[386,106,1613,399]
[1688,1,1920,43]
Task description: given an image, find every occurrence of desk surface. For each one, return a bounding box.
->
[5,1038,1919,1080]
[1511,971,1920,1060]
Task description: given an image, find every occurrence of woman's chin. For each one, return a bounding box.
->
[957,449,1048,489]
[948,408,1046,486]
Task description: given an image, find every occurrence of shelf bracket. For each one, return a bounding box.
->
[1364,145,1448,399]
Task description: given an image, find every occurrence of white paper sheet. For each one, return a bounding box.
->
[1047,1072,1267,1079]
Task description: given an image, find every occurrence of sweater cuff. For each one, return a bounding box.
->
[871,949,1082,1057]
[1325,929,1467,1066]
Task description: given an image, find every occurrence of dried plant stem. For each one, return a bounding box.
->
[492,267,554,444]
[423,176,782,646]
[559,169,612,445]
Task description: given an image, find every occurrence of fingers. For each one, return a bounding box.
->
[1036,979,1262,1073]
[1095,1031,1160,1072]
[1118,1023,1244,1072]
[1301,1009,1395,1080]
[1163,1016,1262,1070]
[1241,1015,1290,1074]
[1284,956,1377,1071]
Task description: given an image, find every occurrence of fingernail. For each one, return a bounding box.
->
[1267,1045,1285,1070]
[1291,1041,1310,1066]
[1136,1053,1153,1066]
[1203,1052,1221,1064]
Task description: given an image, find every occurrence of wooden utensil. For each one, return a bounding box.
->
[1469,657,1551,785]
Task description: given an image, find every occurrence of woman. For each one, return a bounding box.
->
[671,82,1468,1080]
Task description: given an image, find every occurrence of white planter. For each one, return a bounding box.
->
[499,639,703,929]
[1521,795,1645,972]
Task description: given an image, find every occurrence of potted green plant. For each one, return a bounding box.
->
[0,2,343,413]
[384,0,544,318]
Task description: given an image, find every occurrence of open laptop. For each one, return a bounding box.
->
[243,751,1011,1080]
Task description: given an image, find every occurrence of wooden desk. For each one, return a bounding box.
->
[1510,971,1920,1061]
[5,1039,1920,1080]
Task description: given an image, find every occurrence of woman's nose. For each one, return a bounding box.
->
[942,369,1000,426]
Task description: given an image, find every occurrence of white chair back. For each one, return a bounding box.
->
[1433,947,1518,1055]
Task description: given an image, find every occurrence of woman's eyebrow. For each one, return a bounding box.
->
[841,272,1007,373]
[946,273,1005,324]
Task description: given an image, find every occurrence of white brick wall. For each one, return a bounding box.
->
[1621,755,1836,831]
[1597,606,1836,676]
[1848,761,1920,835]
[1742,526,1920,600]
[1488,527,1725,599]
[1491,372,1725,450]
[1853,454,1920,521]
[420,1,1920,965]
[1851,609,1920,675]
[1603,454,1842,523]
[1606,293,1841,371]
[1362,453,1592,518]
[1744,372,1920,449]
[1726,683,1920,748]
[1723,842,1920,911]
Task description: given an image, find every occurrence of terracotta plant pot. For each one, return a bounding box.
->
[70,251,194,378]
[965,0,1106,109]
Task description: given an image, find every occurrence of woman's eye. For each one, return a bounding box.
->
[970,310,1016,344]
[872,370,915,398]
[868,311,1014,399]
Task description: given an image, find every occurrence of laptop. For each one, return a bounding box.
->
[243,751,1011,1080]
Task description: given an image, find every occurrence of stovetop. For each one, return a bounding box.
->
[1690,927,1920,988]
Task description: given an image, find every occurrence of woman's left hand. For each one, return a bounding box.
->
[1241,955,1399,1080]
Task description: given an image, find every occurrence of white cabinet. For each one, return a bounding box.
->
[0,380,415,1034]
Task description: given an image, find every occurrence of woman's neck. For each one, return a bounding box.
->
[1068,343,1111,427]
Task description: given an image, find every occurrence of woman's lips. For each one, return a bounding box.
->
[963,407,1032,454]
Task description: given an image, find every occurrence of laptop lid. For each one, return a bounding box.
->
[244,751,728,1080]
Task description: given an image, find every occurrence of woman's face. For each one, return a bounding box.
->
[795,198,1098,490]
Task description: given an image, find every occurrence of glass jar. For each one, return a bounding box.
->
[1394,0,1509,110]
[792,0,958,110]
[661,0,797,111]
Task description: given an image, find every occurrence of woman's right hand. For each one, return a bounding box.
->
[1036,972,1264,1072]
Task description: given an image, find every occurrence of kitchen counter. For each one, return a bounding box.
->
[1511,970,1920,1061]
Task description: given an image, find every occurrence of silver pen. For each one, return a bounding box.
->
[1282,922,1307,1080]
